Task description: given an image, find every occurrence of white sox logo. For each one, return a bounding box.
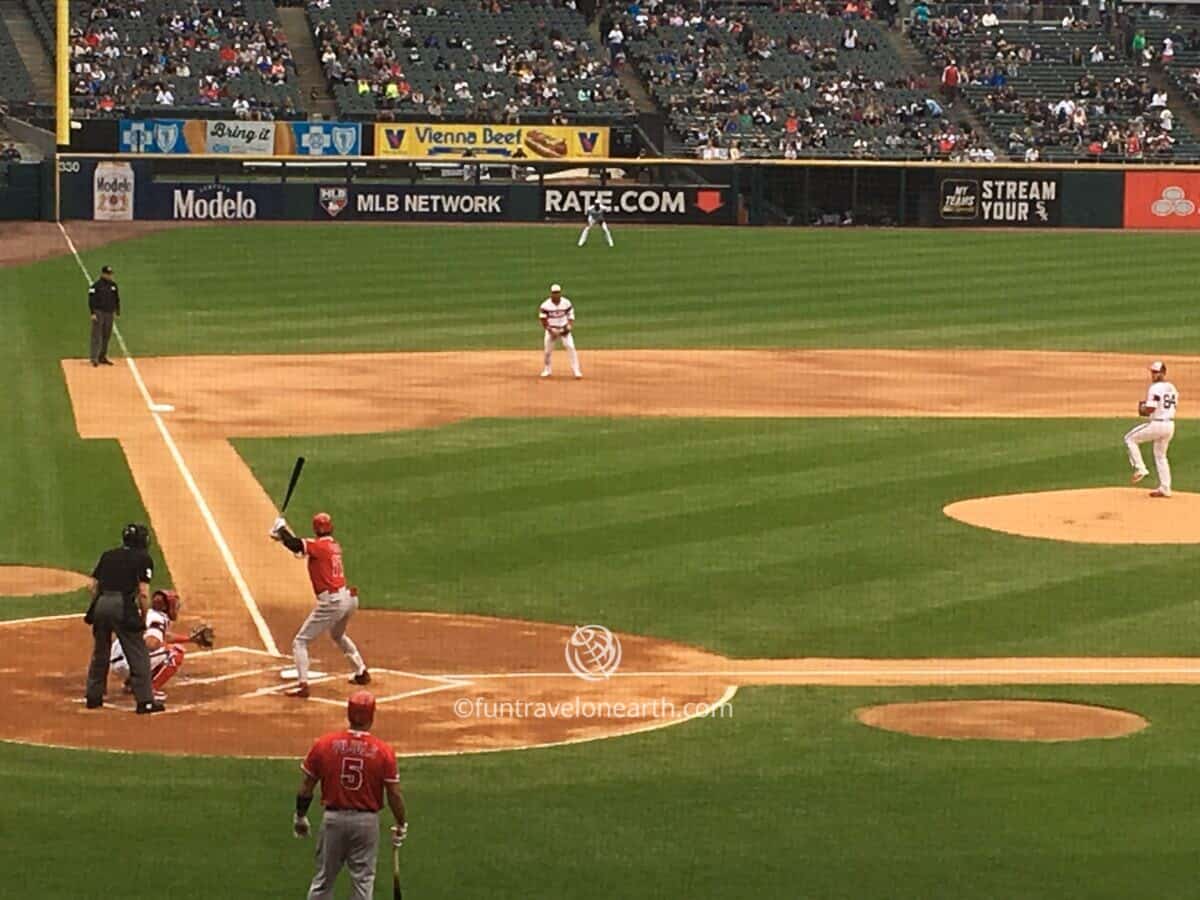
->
[319,186,348,218]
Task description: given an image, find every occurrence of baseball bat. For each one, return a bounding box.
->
[392,844,403,900]
[280,456,305,513]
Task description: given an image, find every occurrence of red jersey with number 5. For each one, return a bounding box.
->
[301,729,398,811]
[301,535,346,595]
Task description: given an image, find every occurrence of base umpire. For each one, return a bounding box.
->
[84,523,166,714]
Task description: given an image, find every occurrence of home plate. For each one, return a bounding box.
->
[280,668,326,680]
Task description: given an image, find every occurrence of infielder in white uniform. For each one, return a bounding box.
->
[578,200,613,247]
[1125,360,1178,498]
[539,283,582,378]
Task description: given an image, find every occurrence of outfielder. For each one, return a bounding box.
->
[1125,360,1178,498]
[539,283,582,378]
[294,690,407,900]
[578,199,613,247]
[270,512,370,697]
[109,588,214,701]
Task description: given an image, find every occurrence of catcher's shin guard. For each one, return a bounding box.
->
[152,644,186,690]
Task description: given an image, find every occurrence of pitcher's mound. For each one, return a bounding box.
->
[857,700,1147,741]
[944,487,1199,544]
[0,566,91,596]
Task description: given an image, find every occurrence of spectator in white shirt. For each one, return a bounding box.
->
[155,85,174,105]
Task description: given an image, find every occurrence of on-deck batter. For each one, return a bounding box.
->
[539,283,582,379]
[270,512,371,697]
[294,691,407,900]
[1125,360,1178,498]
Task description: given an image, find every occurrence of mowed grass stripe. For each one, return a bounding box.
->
[239,418,1194,657]
[29,224,1200,354]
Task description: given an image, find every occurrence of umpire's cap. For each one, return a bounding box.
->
[348,691,376,729]
[122,523,150,549]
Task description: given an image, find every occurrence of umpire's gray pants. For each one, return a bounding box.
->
[89,310,114,363]
[308,809,380,900]
[85,592,153,705]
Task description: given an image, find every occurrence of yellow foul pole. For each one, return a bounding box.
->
[55,0,68,146]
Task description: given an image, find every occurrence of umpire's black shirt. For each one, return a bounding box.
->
[88,277,120,314]
[92,547,153,599]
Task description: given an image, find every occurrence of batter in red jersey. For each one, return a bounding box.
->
[270,511,370,697]
[294,691,408,900]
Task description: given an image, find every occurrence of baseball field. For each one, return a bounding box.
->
[3,222,1199,898]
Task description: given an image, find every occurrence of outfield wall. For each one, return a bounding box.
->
[45,155,1200,228]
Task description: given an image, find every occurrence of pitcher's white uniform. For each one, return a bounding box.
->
[1125,362,1177,497]
[539,285,582,378]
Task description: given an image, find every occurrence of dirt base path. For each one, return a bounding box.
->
[0,222,191,268]
[3,347,1188,758]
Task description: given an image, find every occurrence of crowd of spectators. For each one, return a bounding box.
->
[913,2,1193,160]
[610,0,965,158]
[308,0,631,120]
[65,0,297,117]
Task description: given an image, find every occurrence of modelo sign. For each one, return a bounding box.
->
[543,187,731,223]
[937,173,1061,226]
[140,183,283,220]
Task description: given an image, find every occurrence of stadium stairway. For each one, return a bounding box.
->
[277,4,336,118]
[587,17,655,115]
[0,0,51,103]
[892,21,998,155]
[1154,64,1200,151]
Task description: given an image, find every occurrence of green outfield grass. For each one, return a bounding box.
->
[2,223,1198,898]
[19,225,1200,355]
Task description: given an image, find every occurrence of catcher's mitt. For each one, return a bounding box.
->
[190,623,215,649]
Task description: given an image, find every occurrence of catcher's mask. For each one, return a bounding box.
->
[312,512,334,536]
[348,690,376,729]
[122,523,150,550]
[151,589,182,621]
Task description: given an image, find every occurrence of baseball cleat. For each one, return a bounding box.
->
[153,691,167,703]
[1149,489,1171,498]
[136,701,166,715]
[1132,471,1148,484]
[350,670,371,685]
[285,683,310,698]
[540,369,552,378]
[85,698,103,709]
[573,371,583,379]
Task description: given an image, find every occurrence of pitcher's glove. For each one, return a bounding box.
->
[190,623,215,649]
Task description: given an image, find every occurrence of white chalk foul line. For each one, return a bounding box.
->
[58,224,279,657]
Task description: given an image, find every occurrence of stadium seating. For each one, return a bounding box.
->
[24,0,303,117]
[307,0,632,122]
[615,2,956,159]
[1129,11,1200,118]
[0,16,36,104]
[911,11,1200,160]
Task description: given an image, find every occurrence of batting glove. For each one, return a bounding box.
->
[293,814,310,839]
[391,823,408,847]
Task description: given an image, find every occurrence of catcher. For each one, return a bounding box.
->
[110,589,214,702]
[538,283,582,379]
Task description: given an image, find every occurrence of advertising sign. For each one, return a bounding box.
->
[542,186,733,223]
[316,184,514,220]
[139,182,284,220]
[936,173,1061,226]
[1124,172,1200,228]
[375,123,609,159]
[275,122,362,156]
[93,161,134,221]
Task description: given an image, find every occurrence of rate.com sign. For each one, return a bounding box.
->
[542,187,733,223]
[1124,172,1200,229]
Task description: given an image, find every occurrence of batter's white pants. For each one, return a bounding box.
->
[1125,420,1174,493]
[293,587,366,683]
[543,331,581,376]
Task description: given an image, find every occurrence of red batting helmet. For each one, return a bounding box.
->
[151,589,182,621]
[312,512,333,536]
[348,690,375,729]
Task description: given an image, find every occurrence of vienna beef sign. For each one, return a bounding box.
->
[936,173,1061,227]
